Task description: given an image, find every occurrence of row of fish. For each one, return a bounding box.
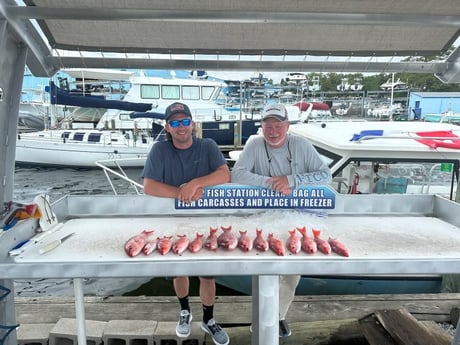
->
[124,226,349,257]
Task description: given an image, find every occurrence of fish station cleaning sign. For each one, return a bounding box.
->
[175,185,335,210]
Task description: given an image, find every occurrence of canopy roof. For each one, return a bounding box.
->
[1,0,460,82]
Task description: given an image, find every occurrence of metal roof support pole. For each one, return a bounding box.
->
[0,19,27,345]
[0,19,26,204]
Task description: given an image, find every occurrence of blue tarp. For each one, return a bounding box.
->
[49,81,152,112]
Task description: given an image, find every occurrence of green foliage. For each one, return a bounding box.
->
[313,73,460,92]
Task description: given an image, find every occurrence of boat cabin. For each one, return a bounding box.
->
[288,121,460,200]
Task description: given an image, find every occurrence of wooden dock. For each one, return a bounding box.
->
[14,293,459,344]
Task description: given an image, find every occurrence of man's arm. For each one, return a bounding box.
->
[179,164,230,201]
[143,178,180,198]
[144,164,230,202]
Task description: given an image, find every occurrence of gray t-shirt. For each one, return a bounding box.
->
[231,133,331,189]
[142,137,227,187]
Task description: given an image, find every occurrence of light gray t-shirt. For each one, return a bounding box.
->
[231,133,331,189]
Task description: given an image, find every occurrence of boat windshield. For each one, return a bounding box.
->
[326,156,458,199]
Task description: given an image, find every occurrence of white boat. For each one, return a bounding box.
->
[288,120,460,198]
[337,78,350,91]
[16,70,161,168]
[95,73,304,147]
[15,128,158,168]
[366,102,405,119]
[285,72,307,85]
[380,77,408,91]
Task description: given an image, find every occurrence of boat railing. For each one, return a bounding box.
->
[95,158,145,195]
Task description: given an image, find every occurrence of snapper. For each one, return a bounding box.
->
[312,228,331,254]
[172,234,189,255]
[189,232,204,253]
[157,235,173,255]
[254,228,269,252]
[296,226,317,254]
[238,230,253,252]
[204,226,219,251]
[287,228,301,254]
[124,229,154,257]
[268,232,285,256]
[142,238,158,255]
[328,237,350,257]
[217,225,237,250]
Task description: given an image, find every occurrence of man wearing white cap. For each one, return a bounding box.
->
[231,103,331,337]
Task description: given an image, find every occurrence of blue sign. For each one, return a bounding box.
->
[175,185,335,210]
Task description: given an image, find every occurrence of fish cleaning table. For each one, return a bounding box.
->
[2,190,460,345]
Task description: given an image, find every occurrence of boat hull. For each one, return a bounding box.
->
[216,275,442,295]
[15,131,153,168]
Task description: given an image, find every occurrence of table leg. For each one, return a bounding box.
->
[451,315,460,345]
[251,275,279,345]
[73,278,87,345]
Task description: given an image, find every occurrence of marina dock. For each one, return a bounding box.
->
[14,293,459,344]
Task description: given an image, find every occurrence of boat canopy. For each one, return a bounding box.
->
[49,82,153,112]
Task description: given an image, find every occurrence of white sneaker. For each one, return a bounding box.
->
[176,310,192,337]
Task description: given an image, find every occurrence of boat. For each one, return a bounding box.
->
[422,109,460,124]
[349,78,364,91]
[366,101,405,119]
[380,77,408,91]
[285,72,307,85]
[15,128,159,168]
[102,73,305,147]
[293,100,333,121]
[337,78,350,91]
[18,68,133,131]
[15,71,161,168]
[288,120,460,198]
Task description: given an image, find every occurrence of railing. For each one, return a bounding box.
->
[95,158,145,195]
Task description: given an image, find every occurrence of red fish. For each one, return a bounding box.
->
[254,228,269,252]
[124,229,154,257]
[238,230,253,252]
[189,232,204,253]
[286,228,301,254]
[312,228,331,254]
[268,233,285,256]
[217,225,237,250]
[157,235,173,255]
[173,234,190,255]
[204,226,219,251]
[328,237,350,257]
[296,226,317,254]
[142,238,158,255]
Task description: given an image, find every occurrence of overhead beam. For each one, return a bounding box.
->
[46,56,445,75]
[5,7,460,27]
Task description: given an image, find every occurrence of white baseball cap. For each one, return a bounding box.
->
[261,103,288,121]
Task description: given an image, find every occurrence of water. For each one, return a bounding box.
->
[12,166,241,297]
[13,166,144,204]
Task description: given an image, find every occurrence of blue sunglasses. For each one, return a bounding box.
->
[168,118,192,128]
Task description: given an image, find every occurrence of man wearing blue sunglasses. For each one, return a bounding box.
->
[142,102,230,345]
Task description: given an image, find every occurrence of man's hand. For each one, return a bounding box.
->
[178,181,203,203]
[267,176,291,195]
